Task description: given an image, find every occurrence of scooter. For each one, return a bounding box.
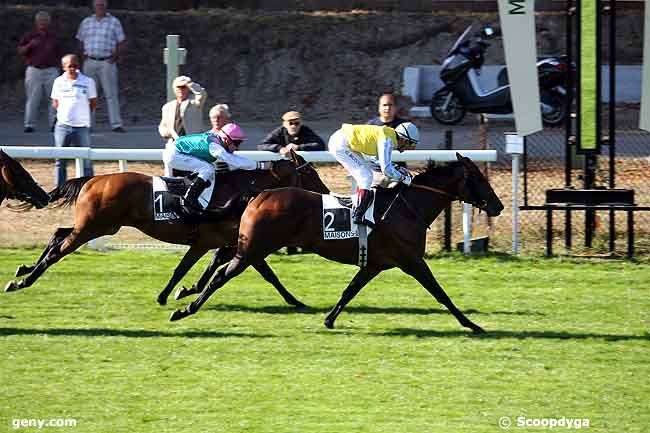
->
[430,25,574,126]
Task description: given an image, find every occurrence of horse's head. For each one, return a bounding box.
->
[0,149,50,209]
[270,149,330,194]
[413,153,503,217]
[452,153,503,217]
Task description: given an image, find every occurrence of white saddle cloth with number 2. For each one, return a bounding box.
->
[321,194,375,240]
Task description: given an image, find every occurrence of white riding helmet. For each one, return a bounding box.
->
[394,122,419,149]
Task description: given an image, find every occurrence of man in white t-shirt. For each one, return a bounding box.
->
[51,54,97,187]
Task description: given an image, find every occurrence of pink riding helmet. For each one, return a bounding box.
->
[218,123,247,142]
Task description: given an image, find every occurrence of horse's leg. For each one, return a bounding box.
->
[252,260,308,309]
[403,258,484,334]
[15,228,73,277]
[324,266,381,329]
[170,254,250,321]
[5,225,114,292]
[156,246,209,306]
[174,247,234,301]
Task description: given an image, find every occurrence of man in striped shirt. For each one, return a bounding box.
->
[76,0,126,132]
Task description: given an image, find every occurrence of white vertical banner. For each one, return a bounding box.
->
[641,1,650,131]
[497,0,543,136]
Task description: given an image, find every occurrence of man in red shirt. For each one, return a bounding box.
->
[17,11,63,133]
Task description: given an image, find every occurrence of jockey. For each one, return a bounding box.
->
[162,122,267,211]
[328,122,419,225]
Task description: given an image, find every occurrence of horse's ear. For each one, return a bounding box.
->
[288,148,301,165]
[456,152,463,161]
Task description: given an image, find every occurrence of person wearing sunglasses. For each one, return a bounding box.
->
[258,111,325,155]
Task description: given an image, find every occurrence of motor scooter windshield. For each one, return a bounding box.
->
[447,25,474,57]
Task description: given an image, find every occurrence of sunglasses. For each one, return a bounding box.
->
[287,120,301,126]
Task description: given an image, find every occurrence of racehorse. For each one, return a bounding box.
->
[0,149,49,208]
[170,153,504,333]
[5,150,330,306]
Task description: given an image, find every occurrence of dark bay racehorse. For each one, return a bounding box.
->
[5,150,330,306]
[0,149,49,208]
[171,154,504,333]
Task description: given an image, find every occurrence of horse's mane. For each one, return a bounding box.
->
[414,160,459,181]
[214,160,292,182]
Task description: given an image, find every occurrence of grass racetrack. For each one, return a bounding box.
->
[1,249,648,432]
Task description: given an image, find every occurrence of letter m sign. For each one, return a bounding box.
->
[508,0,526,14]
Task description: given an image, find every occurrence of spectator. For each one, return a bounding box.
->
[258,111,325,154]
[51,54,97,187]
[208,104,233,173]
[76,0,126,132]
[367,93,407,128]
[17,11,62,133]
[368,92,409,182]
[159,75,207,149]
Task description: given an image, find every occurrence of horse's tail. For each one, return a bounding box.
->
[47,176,94,209]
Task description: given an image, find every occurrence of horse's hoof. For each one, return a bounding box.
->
[324,318,335,329]
[169,309,186,321]
[174,286,193,301]
[293,302,310,311]
[157,295,167,306]
[4,281,19,292]
[472,326,486,334]
[15,265,30,278]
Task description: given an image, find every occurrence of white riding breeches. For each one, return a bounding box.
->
[328,129,373,190]
[162,148,215,185]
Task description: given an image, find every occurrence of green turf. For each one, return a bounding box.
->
[0,249,648,433]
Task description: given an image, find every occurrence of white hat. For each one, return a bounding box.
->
[173,76,192,88]
[395,122,420,146]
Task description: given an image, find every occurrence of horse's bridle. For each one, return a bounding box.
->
[267,160,312,188]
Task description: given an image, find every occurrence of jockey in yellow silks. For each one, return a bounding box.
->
[328,122,419,225]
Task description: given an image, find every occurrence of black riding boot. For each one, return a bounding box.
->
[353,189,373,225]
[183,177,208,211]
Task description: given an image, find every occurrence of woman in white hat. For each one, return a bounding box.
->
[158,75,207,150]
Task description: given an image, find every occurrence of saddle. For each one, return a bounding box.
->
[152,175,247,224]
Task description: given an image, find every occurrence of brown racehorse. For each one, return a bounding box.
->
[0,149,49,208]
[5,150,330,307]
[171,154,504,333]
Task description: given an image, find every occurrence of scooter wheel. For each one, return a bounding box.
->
[430,90,466,125]
[541,91,568,127]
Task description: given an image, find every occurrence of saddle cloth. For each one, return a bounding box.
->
[152,176,215,221]
[321,193,375,240]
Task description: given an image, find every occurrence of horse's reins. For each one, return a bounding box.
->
[410,182,458,199]
[380,183,457,231]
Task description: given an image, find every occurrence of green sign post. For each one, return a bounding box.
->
[578,0,599,152]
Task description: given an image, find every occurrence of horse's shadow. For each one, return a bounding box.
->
[0,327,273,339]
[374,328,650,342]
[205,303,545,317]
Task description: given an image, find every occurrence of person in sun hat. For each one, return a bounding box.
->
[158,75,207,150]
[258,110,325,154]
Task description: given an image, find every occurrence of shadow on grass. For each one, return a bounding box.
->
[0,327,273,339]
[205,303,544,317]
[375,328,650,342]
